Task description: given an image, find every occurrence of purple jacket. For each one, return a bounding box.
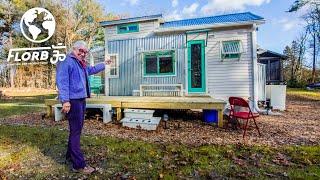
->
[56,53,105,103]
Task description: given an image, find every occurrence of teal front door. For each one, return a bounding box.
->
[187,40,206,93]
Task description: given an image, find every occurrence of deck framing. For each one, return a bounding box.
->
[45,96,226,127]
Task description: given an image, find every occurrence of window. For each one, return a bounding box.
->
[221,40,242,60]
[269,60,281,81]
[145,54,158,74]
[117,23,139,34]
[107,54,119,78]
[144,51,175,76]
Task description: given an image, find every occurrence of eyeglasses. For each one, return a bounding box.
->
[78,48,88,55]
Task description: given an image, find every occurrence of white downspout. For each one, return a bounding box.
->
[104,28,110,96]
[250,23,261,112]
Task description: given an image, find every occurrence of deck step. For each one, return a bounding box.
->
[123,109,155,119]
[120,117,161,131]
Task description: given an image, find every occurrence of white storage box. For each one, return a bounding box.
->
[123,109,155,119]
[266,85,287,111]
[120,117,161,131]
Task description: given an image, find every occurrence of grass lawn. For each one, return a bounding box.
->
[0,125,319,179]
[0,94,56,118]
[287,88,320,101]
[0,88,319,178]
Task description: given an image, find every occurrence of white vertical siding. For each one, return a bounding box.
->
[257,63,266,101]
[107,35,186,96]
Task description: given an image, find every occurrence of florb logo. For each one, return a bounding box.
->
[20,7,56,43]
[7,7,65,65]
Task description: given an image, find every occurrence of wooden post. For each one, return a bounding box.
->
[140,85,143,96]
[179,84,183,96]
[116,107,122,121]
[218,109,224,128]
[46,105,52,117]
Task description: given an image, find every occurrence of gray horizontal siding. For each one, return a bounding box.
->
[105,21,158,41]
[107,34,186,96]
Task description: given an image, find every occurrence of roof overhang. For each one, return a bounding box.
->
[154,20,265,34]
[100,14,163,27]
[257,48,287,59]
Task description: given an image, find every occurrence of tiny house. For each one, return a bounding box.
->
[100,12,266,106]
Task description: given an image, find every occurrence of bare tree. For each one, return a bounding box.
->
[1,0,119,88]
[289,0,320,83]
[295,32,308,81]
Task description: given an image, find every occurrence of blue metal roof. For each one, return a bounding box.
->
[160,12,264,28]
[100,14,162,26]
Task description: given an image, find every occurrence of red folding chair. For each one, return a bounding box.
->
[228,97,261,138]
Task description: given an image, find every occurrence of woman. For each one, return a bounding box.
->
[56,40,111,174]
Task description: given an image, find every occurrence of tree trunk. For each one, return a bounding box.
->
[8,31,14,88]
[312,34,317,83]
[290,58,295,81]
[10,66,15,88]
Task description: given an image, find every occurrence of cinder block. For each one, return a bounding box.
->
[53,104,112,123]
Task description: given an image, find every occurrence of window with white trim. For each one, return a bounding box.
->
[107,54,119,78]
[221,40,242,60]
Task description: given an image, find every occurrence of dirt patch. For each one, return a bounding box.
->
[1,99,319,147]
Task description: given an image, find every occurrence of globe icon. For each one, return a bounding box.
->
[20,7,56,43]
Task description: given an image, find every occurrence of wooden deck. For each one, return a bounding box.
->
[45,96,227,127]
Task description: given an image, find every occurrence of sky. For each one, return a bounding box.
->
[98,0,305,54]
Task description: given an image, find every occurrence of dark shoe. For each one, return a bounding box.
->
[64,156,72,165]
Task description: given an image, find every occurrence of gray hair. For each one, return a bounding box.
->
[70,40,88,52]
[72,41,88,49]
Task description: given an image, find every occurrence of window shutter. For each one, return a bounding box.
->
[222,41,240,54]
[221,40,242,60]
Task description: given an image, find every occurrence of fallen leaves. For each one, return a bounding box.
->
[0,98,319,148]
[272,153,292,166]
[0,170,7,180]
[0,122,319,179]
[159,173,164,178]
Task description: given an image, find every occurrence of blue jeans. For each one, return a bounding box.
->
[65,98,86,169]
